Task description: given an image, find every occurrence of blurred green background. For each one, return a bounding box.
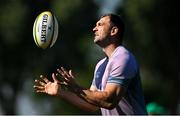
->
[0,0,179,115]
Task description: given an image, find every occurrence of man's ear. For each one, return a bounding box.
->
[111,26,118,36]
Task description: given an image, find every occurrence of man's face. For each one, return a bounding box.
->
[93,16,112,44]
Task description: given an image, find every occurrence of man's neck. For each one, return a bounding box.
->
[102,44,120,58]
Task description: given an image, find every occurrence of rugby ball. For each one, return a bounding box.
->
[33,11,58,49]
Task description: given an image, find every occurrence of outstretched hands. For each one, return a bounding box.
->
[34,73,61,96]
[34,67,77,95]
[57,67,77,88]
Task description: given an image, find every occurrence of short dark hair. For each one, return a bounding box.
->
[101,13,125,41]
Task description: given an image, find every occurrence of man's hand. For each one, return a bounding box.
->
[56,67,78,90]
[34,73,61,96]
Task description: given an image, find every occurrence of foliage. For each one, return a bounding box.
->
[122,0,180,114]
[0,0,179,114]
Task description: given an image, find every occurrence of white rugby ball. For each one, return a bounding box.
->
[33,11,58,49]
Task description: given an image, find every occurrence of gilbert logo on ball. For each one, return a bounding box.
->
[33,11,58,49]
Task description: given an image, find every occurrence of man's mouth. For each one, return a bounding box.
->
[94,33,98,36]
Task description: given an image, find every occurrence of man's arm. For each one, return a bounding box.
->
[58,89,99,112]
[71,83,125,110]
[34,74,99,112]
[57,67,126,110]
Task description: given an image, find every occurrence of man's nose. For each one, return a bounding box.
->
[93,27,97,32]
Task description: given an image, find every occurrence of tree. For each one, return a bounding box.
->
[122,0,180,114]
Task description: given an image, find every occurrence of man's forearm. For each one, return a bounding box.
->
[58,89,99,112]
[71,85,115,109]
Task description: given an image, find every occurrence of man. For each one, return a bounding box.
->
[34,13,147,115]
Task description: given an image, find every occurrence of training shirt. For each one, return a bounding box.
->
[91,46,147,115]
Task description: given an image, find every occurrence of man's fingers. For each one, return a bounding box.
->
[61,67,67,72]
[57,69,68,80]
[52,73,59,83]
[56,73,70,84]
[58,75,69,83]
[53,73,68,85]
[61,67,71,77]
[40,75,49,83]
[60,67,74,78]
[57,67,71,78]
[60,81,68,86]
[56,67,75,86]
[34,85,44,90]
[35,89,46,93]
[35,79,46,86]
[55,73,67,83]
[57,68,65,77]
[69,70,74,78]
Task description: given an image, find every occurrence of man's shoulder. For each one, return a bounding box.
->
[110,46,138,71]
[95,57,107,68]
[110,46,130,62]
